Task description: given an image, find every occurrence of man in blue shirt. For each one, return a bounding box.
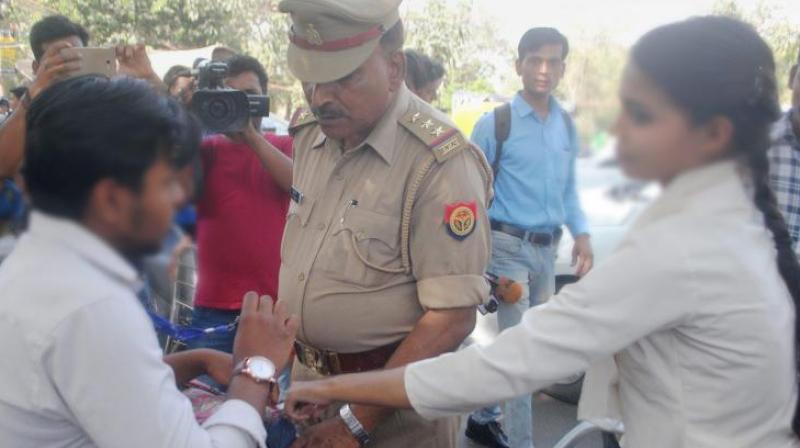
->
[466,28,593,448]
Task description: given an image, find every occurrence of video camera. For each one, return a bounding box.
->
[189,59,270,133]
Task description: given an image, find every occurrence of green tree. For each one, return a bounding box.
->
[4,0,300,118]
[403,0,513,112]
[714,0,799,106]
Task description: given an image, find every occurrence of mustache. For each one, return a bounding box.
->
[311,105,347,120]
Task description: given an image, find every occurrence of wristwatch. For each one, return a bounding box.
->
[339,404,370,446]
[232,356,276,384]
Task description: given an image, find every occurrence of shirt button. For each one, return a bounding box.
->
[317,223,326,231]
[298,273,305,282]
[334,173,344,181]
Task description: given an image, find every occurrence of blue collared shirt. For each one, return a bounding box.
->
[471,93,588,235]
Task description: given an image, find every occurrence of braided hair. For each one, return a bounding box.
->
[632,16,800,436]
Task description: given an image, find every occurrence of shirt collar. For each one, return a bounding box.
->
[27,211,141,290]
[361,85,410,164]
[633,160,742,229]
[313,85,411,165]
[511,92,560,121]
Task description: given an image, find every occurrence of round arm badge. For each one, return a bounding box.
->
[444,201,477,240]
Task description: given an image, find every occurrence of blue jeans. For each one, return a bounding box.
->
[187,307,240,353]
[471,230,556,448]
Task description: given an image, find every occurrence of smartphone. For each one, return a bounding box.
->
[72,47,117,78]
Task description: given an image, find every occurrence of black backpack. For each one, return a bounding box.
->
[491,103,576,184]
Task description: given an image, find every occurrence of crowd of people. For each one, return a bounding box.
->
[0,0,799,448]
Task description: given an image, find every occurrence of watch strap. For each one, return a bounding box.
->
[339,404,370,446]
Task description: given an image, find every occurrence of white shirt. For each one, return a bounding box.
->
[406,161,800,448]
[0,212,266,448]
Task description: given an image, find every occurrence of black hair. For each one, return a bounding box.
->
[163,65,191,90]
[380,20,405,53]
[518,27,569,61]
[632,16,800,436]
[404,49,445,91]
[0,98,8,108]
[226,54,268,93]
[10,86,27,100]
[29,15,89,61]
[24,75,200,220]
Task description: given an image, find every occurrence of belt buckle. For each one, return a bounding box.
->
[299,343,330,376]
[309,347,331,376]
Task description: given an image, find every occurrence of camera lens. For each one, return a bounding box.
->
[207,98,230,120]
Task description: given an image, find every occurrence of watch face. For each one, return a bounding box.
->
[247,357,276,380]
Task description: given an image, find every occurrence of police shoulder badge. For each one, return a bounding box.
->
[444,201,477,240]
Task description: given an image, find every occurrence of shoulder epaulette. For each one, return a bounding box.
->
[399,111,468,163]
[288,108,317,136]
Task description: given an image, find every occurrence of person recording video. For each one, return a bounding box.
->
[0,15,164,180]
[187,54,293,356]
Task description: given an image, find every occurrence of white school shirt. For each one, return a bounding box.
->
[406,160,800,448]
[0,212,266,448]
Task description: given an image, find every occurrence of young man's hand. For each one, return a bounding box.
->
[233,292,299,372]
[29,42,82,98]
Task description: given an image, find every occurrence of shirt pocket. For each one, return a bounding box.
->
[281,197,316,265]
[320,207,404,287]
[553,143,573,184]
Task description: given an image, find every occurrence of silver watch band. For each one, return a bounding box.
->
[339,404,370,446]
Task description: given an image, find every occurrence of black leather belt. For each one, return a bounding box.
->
[490,220,563,246]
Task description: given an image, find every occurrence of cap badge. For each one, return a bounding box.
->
[306,23,323,46]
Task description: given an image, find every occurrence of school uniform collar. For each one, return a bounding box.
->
[632,160,743,231]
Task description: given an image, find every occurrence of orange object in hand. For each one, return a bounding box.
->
[485,273,524,304]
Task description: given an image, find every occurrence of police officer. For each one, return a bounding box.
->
[277,0,493,446]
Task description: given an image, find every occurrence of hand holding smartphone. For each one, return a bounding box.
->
[71,47,117,78]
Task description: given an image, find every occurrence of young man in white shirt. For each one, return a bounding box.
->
[0,75,298,447]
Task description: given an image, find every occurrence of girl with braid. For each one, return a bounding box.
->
[284,16,800,448]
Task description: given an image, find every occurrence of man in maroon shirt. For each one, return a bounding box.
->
[188,54,293,353]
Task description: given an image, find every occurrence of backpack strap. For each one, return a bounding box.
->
[561,108,577,150]
[492,103,512,184]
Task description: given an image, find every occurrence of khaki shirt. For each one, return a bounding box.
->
[279,86,491,353]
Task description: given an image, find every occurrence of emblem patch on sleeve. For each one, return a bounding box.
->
[444,201,477,240]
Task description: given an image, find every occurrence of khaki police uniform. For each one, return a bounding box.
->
[283,85,491,447]
[278,0,493,446]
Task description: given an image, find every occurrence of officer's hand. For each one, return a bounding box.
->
[572,234,594,277]
[284,381,333,422]
[290,417,360,448]
[29,42,82,98]
[232,292,299,372]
